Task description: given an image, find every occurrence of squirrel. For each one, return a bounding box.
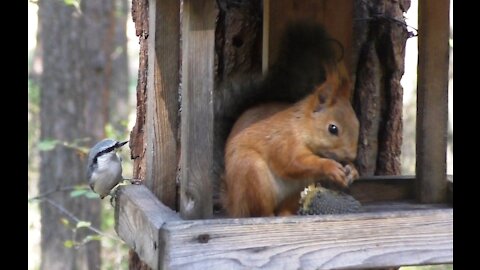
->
[219,21,360,217]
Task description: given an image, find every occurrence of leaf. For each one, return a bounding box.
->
[73,184,88,190]
[85,190,99,199]
[64,240,74,248]
[70,189,88,197]
[83,234,102,243]
[76,221,91,229]
[63,0,77,6]
[38,139,59,151]
[60,218,69,226]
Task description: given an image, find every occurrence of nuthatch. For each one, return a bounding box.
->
[86,139,129,199]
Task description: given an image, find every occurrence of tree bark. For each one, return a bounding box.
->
[213,0,263,212]
[129,0,148,183]
[128,0,150,268]
[352,0,410,176]
[38,0,122,269]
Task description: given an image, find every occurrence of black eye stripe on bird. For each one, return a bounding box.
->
[86,139,129,200]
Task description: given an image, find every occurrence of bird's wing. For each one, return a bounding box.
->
[87,161,97,189]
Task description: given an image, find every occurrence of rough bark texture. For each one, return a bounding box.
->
[213,0,263,212]
[352,0,410,176]
[129,0,150,268]
[38,0,120,269]
[129,0,148,182]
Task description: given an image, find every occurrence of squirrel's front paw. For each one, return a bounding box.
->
[323,159,349,188]
[344,163,359,186]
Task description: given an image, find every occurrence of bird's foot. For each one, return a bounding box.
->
[122,177,142,185]
[108,186,122,207]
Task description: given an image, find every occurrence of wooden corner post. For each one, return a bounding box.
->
[180,0,217,219]
[146,0,180,210]
[416,0,450,203]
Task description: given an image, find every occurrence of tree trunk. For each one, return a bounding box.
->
[110,0,131,134]
[128,0,150,268]
[352,0,410,176]
[38,0,121,269]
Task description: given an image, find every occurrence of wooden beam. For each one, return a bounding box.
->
[161,208,452,269]
[350,175,415,203]
[416,0,450,203]
[180,0,217,219]
[115,183,452,269]
[115,185,180,270]
[262,0,353,73]
[145,0,180,209]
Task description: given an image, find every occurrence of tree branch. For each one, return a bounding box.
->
[42,197,120,241]
[28,185,86,202]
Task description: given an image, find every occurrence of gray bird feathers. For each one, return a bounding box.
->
[86,139,128,199]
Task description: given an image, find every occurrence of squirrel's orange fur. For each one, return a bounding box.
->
[222,66,359,217]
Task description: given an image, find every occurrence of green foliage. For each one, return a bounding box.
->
[70,188,98,199]
[63,240,74,248]
[60,218,69,227]
[104,122,129,142]
[37,137,90,154]
[37,139,59,151]
[76,221,91,229]
[63,0,80,10]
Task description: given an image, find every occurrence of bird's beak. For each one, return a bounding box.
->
[117,140,129,148]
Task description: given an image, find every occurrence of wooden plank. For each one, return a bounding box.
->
[360,201,450,213]
[416,0,450,203]
[115,184,181,270]
[161,208,452,269]
[350,175,415,203]
[180,0,217,219]
[145,0,180,210]
[263,0,324,73]
[262,0,353,73]
[322,0,353,74]
[352,176,453,204]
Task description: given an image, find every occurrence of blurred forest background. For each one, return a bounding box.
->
[27,0,452,269]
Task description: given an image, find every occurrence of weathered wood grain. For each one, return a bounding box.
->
[161,208,452,269]
[145,0,180,210]
[350,175,415,203]
[262,0,353,73]
[115,184,452,269]
[180,0,217,219]
[115,185,180,270]
[416,0,450,203]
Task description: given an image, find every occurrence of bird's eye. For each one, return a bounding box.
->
[328,124,339,136]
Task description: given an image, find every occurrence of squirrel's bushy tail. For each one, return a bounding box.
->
[218,21,343,134]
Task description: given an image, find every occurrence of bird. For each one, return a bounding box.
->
[86,139,129,199]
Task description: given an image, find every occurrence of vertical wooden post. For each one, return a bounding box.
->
[262,0,353,74]
[416,0,450,203]
[145,0,180,210]
[180,0,217,219]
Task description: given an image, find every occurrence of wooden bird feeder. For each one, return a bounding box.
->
[115,0,452,269]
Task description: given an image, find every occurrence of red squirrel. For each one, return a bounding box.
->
[220,22,360,217]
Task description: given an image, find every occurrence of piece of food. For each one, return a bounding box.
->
[298,184,361,215]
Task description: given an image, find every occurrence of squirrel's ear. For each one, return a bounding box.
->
[312,65,352,112]
[313,82,335,112]
[325,63,352,101]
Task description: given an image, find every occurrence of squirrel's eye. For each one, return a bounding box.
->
[328,124,339,136]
